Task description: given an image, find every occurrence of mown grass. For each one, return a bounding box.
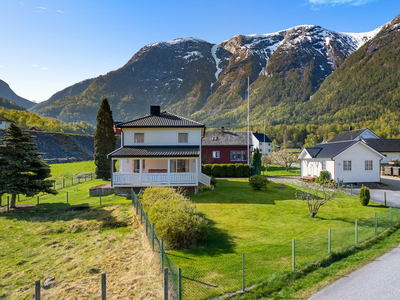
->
[49,161,96,179]
[167,179,397,299]
[263,164,300,176]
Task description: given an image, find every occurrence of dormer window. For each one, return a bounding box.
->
[178,133,188,143]
[212,136,218,141]
[134,133,144,143]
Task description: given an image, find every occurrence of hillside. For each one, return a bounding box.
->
[0,79,36,109]
[0,96,26,111]
[33,19,386,126]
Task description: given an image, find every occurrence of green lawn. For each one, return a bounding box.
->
[50,161,96,178]
[263,164,300,176]
[167,179,398,299]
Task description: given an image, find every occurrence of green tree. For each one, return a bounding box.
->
[94,98,116,180]
[251,148,262,175]
[0,123,57,208]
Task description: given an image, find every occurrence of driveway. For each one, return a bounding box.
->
[345,175,400,208]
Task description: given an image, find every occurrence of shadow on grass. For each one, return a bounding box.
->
[191,180,299,205]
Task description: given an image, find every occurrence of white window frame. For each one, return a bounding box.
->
[178,132,188,143]
[365,160,373,171]
[134,133,144,143]
[322,161,326,170]
[343,160,352,171]
[212,151,220,159]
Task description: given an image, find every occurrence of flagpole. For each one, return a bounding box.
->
[247,77,250,166]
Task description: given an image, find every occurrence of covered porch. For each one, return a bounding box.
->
[108,146,210,187]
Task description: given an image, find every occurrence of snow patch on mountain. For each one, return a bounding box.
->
[340,26,383,49]
[211,45,223,80]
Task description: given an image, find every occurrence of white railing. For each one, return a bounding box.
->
[199,172,211,186]
[113,172,198,187]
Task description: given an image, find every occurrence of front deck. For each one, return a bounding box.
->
[112,172,201,187]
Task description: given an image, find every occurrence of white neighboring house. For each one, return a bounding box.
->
[329,128,380,142]
[0,116,12,129]
[107,106,211,194]
[298,140,384,183]
[252,132,272,155]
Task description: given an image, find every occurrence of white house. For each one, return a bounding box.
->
[107,106,211,194]
[252,132,272,155]
[0,116,12,130]
[298,140,384,183]
[329,128,380,142]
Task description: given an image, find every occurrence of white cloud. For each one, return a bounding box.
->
[38,7,46,10]
[31,64,40,67]
[307,0,374,5]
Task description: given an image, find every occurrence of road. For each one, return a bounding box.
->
[309,175,400,300]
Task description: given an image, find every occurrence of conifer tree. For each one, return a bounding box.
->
[94,98,116,180]
[250,148,262,175]
[0,123,57,208]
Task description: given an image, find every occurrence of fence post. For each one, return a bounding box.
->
[35,280,40,300]
[66,192,69,208]
[63,177,65,188]
[178,267,182,300]
[76,177,79,191]
[164,267,168,300]
[355,220,358,245]
[375,213,378,236]
[131,188,134,205]
[145,212,148,235]
[390,207,392,227]
[242,252,245,292]
[7,196,9,212]
[37,196,39,212]
[152,223,155,251]
[328,229,331,254]
[384,192,387,207]
[292,239,295,272]
[140,203,143,224]
[161,239,164,271]
[101,273,106,300]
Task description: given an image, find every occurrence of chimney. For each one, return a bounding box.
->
[221,127,225,133]
[150,105,160,116]
[349,126,353,131]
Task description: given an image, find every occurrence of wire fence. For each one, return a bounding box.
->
[51,172,95,190]
[131,191,400,300]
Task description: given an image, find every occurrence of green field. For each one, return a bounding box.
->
[263,164,300,176]
[167,179,398,299]
[50,161,96,178]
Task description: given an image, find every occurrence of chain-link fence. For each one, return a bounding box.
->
[131,190,400,300]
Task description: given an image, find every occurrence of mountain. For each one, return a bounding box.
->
[289,15,400,126]
[0,96,26,111]
[35,17,393,126]
[30,78,95,113]
[0,80,36,109]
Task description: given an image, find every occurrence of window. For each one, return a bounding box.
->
[212,151,220,159]
[343,160,352,171]
[365,160,373,171]
[212,136,218,141]
[322,161,326,170]
[178,133,188,143]
[170,159,189,172]
[133,159,140,173]
[230,151,247,161]
[134,133,144,143]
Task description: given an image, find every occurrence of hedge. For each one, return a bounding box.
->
[202,163,251,178]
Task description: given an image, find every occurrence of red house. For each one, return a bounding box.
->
[202,128,253,164]
[113,122,122,136]
[28,126,41,132]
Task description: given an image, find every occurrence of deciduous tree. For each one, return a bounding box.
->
[271,150,298,171]
[0,123,57,208]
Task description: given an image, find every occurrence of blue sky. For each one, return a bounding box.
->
[1,0,399,102]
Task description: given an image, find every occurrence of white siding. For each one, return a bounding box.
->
[334,143,382,183]
[123,128,202,146]
[381,153,400,164]
[0,121,10,130]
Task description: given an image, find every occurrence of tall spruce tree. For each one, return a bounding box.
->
[250,148,262,175]
[94,98,116,180]
[0,123,57,208]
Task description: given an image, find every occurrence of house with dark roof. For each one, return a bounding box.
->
[0,115,12,130]
[202,128,253,164]
[329,128,380,142]
[252,132,272,155]
[107,106,211,193]
[298,140,384,183]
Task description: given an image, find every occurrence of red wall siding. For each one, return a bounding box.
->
[202,146,249,164]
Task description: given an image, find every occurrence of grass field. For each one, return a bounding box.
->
[263,164,300,176]
[50,161,96,178]
[167,179,398,299]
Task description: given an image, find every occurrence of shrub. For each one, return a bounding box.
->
[243,165,251,177]
[359,185,370,206]
[235,164,244,177]
[249,175,269,190]
[316,170,330,183]
[199,185,213,192]
[202,164,212,176]
[143,187,208,248]
[227,164,236,177]
[211,164,221,177]
[219,164,228,177]
[210,176,217,187]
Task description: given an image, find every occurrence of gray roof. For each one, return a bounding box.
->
[252,132,272,143]
[108,146,200,158]
[202,131,253,146]
[329,128,378,142]
[118,111,204,128]
[364,139,400,153]
[304,141,359,158]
